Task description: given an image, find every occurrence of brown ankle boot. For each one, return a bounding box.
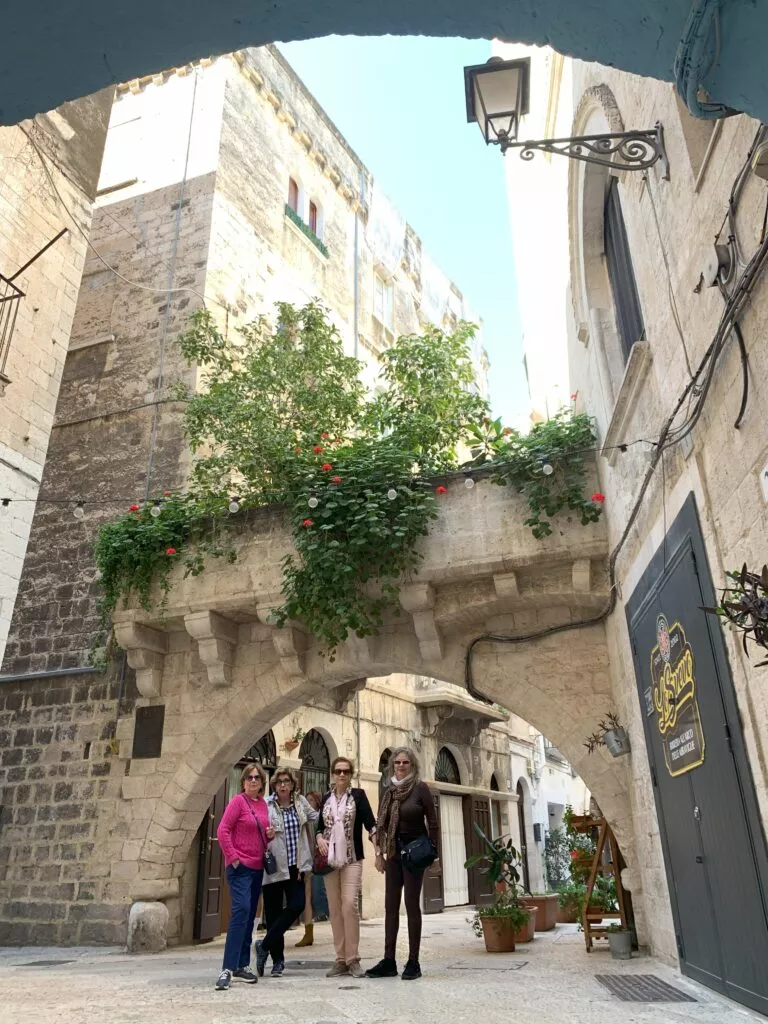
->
[295,923,314,947]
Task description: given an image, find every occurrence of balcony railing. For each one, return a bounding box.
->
[0,273,23,392]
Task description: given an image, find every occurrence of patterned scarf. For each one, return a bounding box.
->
[376,774,418,859]
[327,791,349,869]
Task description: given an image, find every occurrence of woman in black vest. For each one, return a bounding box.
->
[366,746,438,981]
[316,756,376,978]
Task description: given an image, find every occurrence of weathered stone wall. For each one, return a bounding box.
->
[0,668,137,945]
[564,64,768,963]
[0,91,112,667]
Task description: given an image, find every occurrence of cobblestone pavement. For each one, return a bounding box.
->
[0,910,761,1024]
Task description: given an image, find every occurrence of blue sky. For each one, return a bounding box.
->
[277,36,528,427]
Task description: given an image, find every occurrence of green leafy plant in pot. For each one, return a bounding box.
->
[465,826,533,951]
[605,922,632,960]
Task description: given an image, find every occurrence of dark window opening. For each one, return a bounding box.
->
[435,746,461,785]
[308,200,318,235]
[604,177,645,363]
[288,177,299,213]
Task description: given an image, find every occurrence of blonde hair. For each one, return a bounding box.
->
[387,747,420,779]
[240,763,266,792]
[331,755,355,776]
[272,767,298,793]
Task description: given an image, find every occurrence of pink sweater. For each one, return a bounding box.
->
[217,793,270,870]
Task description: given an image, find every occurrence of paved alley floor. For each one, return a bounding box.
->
[0,909,762,1024]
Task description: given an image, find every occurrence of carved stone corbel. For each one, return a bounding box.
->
[113,622,168,698]
[572,558,592,593]
[184,611,238,687]
[256,606,307,680]
[399,583,443,660]
[493,571,520,600]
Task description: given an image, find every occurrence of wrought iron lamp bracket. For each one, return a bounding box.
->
[499,121,669,180]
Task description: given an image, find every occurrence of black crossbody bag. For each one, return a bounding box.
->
[400,834,437,874]
[242,794,278,874]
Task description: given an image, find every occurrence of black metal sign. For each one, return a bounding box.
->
[132,705,165,759]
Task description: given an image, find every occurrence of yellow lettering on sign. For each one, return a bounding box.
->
[653,647,695,735]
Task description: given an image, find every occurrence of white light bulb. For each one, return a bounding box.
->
[464,476,475,489]
[150,503,162,517]
[542,462,554,476]
[308,495,319,509]
[73,503,85,520]
[387,488,398,501]
[228,496,241,514]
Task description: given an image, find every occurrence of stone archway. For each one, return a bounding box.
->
[112,477,636,945]
[3,2,768,126]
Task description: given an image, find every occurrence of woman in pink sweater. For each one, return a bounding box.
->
[214,763,275,991]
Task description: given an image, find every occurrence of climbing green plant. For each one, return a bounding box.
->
[466,410,604,538]
[93,302,604,656]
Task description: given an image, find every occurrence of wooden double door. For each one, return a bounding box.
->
[422,790,495,914]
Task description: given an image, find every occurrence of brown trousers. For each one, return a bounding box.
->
[384,854,424,961]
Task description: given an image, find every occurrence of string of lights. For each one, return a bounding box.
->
[0,437,653,514]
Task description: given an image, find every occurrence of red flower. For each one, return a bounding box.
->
[302,519,314,528]
[313,445,324,453]
[503,427,512,436]
[331,476,342,484]
[129,504,140,512]
[435,485,447,495]
[321,432,329,439]
[570,850,579,860]
[163,490,171,497]
[294,447,302,454]
[570,392,578,400]
[591,492,606,504]
[321,463,333,472]
[166,547,177,556]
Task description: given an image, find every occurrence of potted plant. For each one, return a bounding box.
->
[519,891,559,931]
[584,712,631,758]
[606,923,632,960]
[465,827,533,952]
[283,726,305,752]
[556,880,586,923]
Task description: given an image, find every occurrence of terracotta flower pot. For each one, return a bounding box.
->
[284,740,299,752]
[480,915,517,952]
[520,894,558,931]
[557,905,579,924]
[513,906,537,943]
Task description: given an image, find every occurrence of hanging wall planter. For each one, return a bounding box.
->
[603,727,631,758]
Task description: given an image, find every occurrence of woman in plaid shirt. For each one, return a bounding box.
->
[255,768,319,977]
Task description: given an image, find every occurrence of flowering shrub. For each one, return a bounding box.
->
[93,302,603,656]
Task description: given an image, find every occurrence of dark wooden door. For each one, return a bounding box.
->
[464,795,495,907]
[194,780,228,941]
[627,495,768,1016]
[516,781,531,892]
[422,790,444,914]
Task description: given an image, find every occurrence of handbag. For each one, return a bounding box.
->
[312,843,333,876]
[400,834,437,874]
[242,794,278,874]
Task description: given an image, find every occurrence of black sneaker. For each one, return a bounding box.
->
[233,967,258,983]
[365,958,398,978]
[255,940,269,977]
[401,959,421,980]
[271,959,285,977]
[215,969,232,990]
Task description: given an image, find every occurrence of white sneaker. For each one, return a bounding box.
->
[216,969,232,990]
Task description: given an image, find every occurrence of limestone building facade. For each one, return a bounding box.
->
[0,46,586,947]
[497,39,768,1014]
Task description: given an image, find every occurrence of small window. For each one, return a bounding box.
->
[308,200,318,235]
[603,177,644,364]
[288,177,300,213]
[373,272,394,332]
[435,747,460,785]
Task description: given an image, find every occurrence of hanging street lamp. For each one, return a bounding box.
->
[464,56,669,179]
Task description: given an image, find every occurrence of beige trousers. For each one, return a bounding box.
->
[324,860,363,964]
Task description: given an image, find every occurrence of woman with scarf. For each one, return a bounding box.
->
[366,747,438,981]
[315,756,376,978]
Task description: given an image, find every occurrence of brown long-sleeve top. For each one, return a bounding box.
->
[395,780,439,845]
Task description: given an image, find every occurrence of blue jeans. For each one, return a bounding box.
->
[222,864,264,972]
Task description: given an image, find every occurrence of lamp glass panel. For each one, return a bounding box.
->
[475,65,521,141]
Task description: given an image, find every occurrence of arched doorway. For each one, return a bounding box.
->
[516,780,531,892]
[241,730,277,778]
[299,728,331,794]
[434,747,467,906]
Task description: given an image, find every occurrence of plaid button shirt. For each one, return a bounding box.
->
[279,802,300,867]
